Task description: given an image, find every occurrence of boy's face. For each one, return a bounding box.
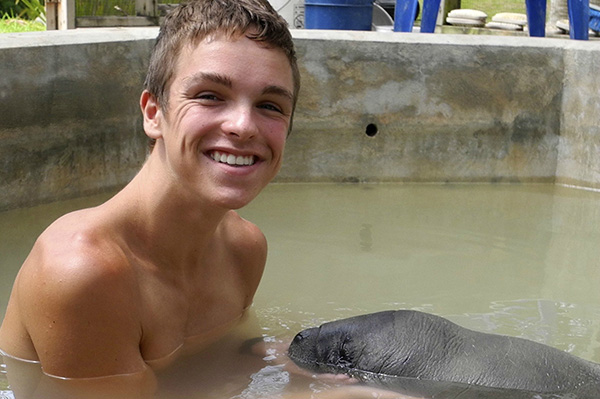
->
[147,33,295,209]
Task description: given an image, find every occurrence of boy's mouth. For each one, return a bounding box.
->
[209,150,256,166]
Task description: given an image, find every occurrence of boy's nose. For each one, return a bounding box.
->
[222,107,259,140]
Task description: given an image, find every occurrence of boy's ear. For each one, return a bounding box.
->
[140,90,163,140]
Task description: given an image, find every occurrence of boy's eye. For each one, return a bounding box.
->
[196,93,220,101]
[259,103,283,114]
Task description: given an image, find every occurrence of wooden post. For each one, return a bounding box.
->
[45,0,75,30]
[136,0,157,16]
[437,0,461,25]
[58,0,76,29]
[46,0,58,30]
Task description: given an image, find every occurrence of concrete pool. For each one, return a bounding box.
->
[1,28,600,210]
[1,27,600,398]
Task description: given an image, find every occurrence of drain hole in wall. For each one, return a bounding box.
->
[365,123,378,137]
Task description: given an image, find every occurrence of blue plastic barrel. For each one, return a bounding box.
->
[305,0,374,30]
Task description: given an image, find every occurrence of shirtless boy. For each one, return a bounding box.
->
[0,0,300,397]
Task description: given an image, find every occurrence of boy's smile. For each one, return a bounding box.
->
[209,151,256,166]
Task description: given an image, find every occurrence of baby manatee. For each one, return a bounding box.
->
[288,310,600,399]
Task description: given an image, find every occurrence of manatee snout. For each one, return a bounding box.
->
[288,327,319,367]
[289,324,359,376]
[291,328,313,345]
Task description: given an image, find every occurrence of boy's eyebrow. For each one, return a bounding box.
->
[183,72,293,102]
[183,72,233,89]
[262,85,294,103]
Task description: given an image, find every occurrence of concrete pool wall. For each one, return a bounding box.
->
[0,28,599,211]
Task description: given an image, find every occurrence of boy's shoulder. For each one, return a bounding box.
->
[21,207,138,301]
[221,210,267,253]
[219,211,267,305]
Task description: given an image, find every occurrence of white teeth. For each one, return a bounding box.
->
[210,151,255,166]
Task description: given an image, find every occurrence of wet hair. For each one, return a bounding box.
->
[144,0,300,149]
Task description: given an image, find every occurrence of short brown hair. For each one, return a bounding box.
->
[144,0,300,113]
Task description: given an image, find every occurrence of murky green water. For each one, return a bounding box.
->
[1,183,600,398]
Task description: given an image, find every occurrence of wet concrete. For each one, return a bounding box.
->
[1,29,599,210]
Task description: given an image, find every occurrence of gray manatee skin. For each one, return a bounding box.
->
[287,310,600,399]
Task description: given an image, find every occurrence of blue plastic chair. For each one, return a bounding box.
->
[526,0,590,39]
[566,0,590,39]
[393,0,591,40]
[393,0,440,33]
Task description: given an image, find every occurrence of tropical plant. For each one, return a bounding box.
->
[16,0,45,21]
[0,0,23,16]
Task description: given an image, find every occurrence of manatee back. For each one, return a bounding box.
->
[348,310,600,395]
[345,310,474,377]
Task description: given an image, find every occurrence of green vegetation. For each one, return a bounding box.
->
[74,0,178,16]
[459,0,526,17]
[0,15,44,32]
[75,0,135,17]
[0,0,25,17]
[16,0,45,21]
[1,0,44,33]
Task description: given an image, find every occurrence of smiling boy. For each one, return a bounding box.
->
[0,0,300,397]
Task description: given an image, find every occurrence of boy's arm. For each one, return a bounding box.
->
[6,241,157,398]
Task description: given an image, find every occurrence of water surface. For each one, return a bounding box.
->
[1,183,600,398]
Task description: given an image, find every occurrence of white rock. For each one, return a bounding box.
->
[491,13,528,26]
[447,9,487,21]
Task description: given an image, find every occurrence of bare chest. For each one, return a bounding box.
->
[137,265,249,370]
